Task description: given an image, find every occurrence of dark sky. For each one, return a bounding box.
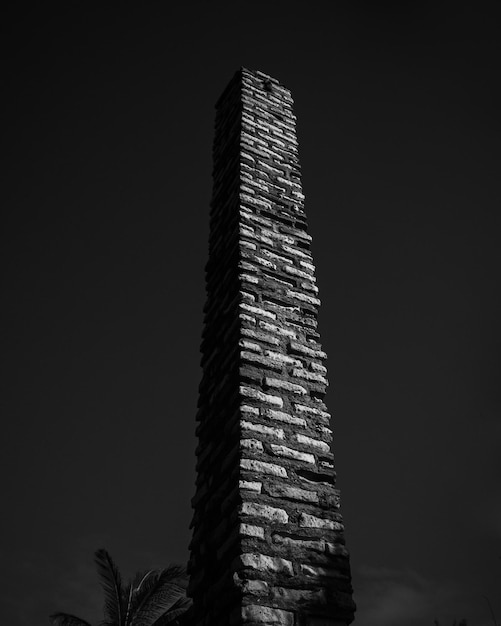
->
[2,2,500,625]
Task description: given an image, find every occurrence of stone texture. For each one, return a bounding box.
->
[270,444,316,464]
[240,523,265,539]
[188,68,355,626]
[240,605,294,625]
[299,513,344,531]
[240,553,294,576]
[240,502,289,524]
[240,459,288,478]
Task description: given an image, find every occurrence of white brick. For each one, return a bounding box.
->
[240,502,288,523]
[261,229,295,245]
[239,480,262,493]
[288,341,327,359]
[299,260,315,273]
[239,339,262,352]
[241,420,284,439]
[294,403,331,419]
[261,408,307,427]
[296,434,330,452]
[240,386,284,408]
[265,483,318,503]
[270,444,315,464]
[241,404,259,416]
[258,321,297,339]
[291,368,328,385]
[241,240,257,251]
[241,327,280,346]
[285,290,321,307]
[240,303,276,320]
[260,249,294,265]
[264,377,308,396]
[240,553,293,576]
[283,264,315,280]
[282,244,312,259]
[299,513,344,530]
[239,523,265,539]
[263,351,301,367]
[240,459,288,478]
[241,438,264,452]
[241,579,269,595]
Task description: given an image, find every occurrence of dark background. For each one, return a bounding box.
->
[2,2,500,625]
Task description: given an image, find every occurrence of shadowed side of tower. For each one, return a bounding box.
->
[188,68,356,626]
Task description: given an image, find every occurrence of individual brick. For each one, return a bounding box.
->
[240,459,288,478]
[239,553,294,576]
[270,444,316,464]
[240,523,265,539]
[263,482,319,503]
[240,385,284,407]
[299,513,344,530]
[296,434,331,452]
[240,502,289,524]
[241,420,285,439]
[264,377,308,396]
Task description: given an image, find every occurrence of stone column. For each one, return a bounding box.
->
[188,68,356,626]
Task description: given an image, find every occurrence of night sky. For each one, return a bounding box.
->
[2,3,500,625]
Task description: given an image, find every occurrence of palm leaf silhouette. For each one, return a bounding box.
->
[130,567,187,626]
[50,551,189,626]
[94,549,126,625]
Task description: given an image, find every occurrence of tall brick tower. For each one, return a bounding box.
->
[188,68,355,626]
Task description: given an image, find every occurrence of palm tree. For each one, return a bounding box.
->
[50,549,191,626]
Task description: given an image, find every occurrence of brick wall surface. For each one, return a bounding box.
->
[188,68,356,626]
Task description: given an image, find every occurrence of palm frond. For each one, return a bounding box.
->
[130,566,188,626]
[50,612,93,626]
[131,570,157,594]
[94,548,125,626]
[128,570,161,620]
[123,583,133,626]
[152,597,192,625]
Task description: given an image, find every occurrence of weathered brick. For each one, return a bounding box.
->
[241,420,285,439]
[299,513,344,530]
[296,434,330,452]
[264,377,308,395]
[240,385,284,407]
[241,327,281,346]
[240,339,262,352]
[241,438,265,452]
[240,523,265,539]
[286,290,321,306]
[294,403,331,419]
[288,341,327,359]
[258,320,297,338]
[270,444,315,464]
[240,502,289,523]
[240,302,276,320]
[239,480,262,493]
[261,408,307,427]
[264,483,318,503]
[291,368,328,385]
[239,553,294,576]
[263,351,301,367]
[240,459,288,478]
